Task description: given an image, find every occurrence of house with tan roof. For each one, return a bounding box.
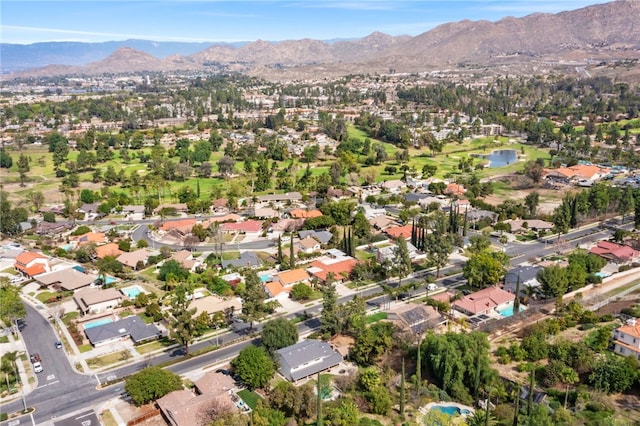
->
[380,180,407,194]
[157,371,238,426]
[70,232,106,247]
[297,236,321,254]
[220,220,263,235]
[170,250,202,272]
[387,304,447,334]
[95,243,123,259]
[153,203,188,214]
[452,286,515,316]
[504,219,554,233]
[14,251,51,278]
[73,287,123,314]
[613,321,640,360]
[35,268,97,291]
[276,268,310,288]
[116,249,151,269]
[189,295,242,319]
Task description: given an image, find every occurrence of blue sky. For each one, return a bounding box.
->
[2,0,611,45]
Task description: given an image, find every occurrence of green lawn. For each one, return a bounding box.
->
[366,312,388,324]
[35,291,57,303]
[135,338,175,355]
[237,389,262,410]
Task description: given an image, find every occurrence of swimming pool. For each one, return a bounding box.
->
[121,286,142,299]
[105,276,116,285]
[497,305,519,317]
[73,265,86,273]
[83,318,113,330]
[430,405,471,416]
[595,271,611,278]
[259,274,271,283]
[62,244,73,251]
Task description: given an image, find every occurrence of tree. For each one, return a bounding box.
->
[393,237,412,287]
[425,232,453,278]
[289,233,295,269]
[261,318,298,356]
[589,354,639,394]
[125,366,182,406]
[320,283,340,336]
[399,358,406,418]
[17,154,29,186]
[231,345,274,389]
[290,282,313,301]
[217,155,236,176]
[0,150,12,168]
[350,322,393,366]
[158,259,190,282]
[559,366,578,409]
[26,190,45,213]
[0,282,26,326]
[463,250,508,289]
[241,270,266,330]
[171,284,199,356]
[536,265,569,309]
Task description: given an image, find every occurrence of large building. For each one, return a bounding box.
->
[276,340,343,382]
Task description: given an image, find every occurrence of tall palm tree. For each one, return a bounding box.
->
[560,366,579,409]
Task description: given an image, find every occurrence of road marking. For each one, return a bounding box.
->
[46,374,56,381]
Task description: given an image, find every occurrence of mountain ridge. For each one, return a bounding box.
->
[3,0,639,80]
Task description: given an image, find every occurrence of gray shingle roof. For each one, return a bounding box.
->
[84,315,160,346]
[276,340,343,382]
[221,252,262,269]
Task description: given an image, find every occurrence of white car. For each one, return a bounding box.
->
[33,362,43,373]
[427,283,438,292]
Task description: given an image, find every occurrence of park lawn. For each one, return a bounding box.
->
[237,389,262,410]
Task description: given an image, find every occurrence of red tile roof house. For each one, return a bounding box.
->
[289,209,323,219]
[452,286,516,317]
[160,218,197,235]
[307,257,358,284]
[14,251,51,278]
[589,241,640,264]
[220,219,263,236]
[277,268,311,289]
[385,224,413,240]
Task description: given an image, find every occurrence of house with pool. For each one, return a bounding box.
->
[35,267,97,291]
[452,286,516,317]
[84,315,162,347]
[73,287,124,314]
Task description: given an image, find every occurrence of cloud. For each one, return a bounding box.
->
[1,25,222,42]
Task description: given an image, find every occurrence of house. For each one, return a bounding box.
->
[116,249,150,269]
[14,251,51,278]
[453,286,515,316]
[153,203,188,214]
[503,219,554,233]
[35,268,97,291]
[380,180,407,194]
[95,243,123,259]
[385,224,413,240]
[444,183,467,197]
[256,192,302,205]
[612,320,640,360]
[73,287,123,314]
[289,209,323,219]
[375,242,423,263]
[170,250,202,272]
[70,232,107,247]
[84,315,161,347]
[160,219,197,234]
[253,206,279,219]
[307,257,358,284]
[270,218,305,233]
[201,214,243,227]
[211,198,229,212]
[276,268,310,288]
[368,214,398,231]
[77,203,101,220]
[157,371,237,426]
[297,236,321,254]
[265,280,287,298]
[298,230,333,245]
[121,205,145,220]
[544,164,610,184]
[503,265,543,295]
[589,241,640,264]
[35,221,73,236]
[221,252,262,270]
[220,220,263,235]
[276,340,343,382]
[387,304,447,334]
[189,295,242,319]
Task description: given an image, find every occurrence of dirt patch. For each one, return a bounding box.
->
[482,188,564,215]
[595,298,640,316]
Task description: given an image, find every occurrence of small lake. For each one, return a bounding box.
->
[478,149,518,168]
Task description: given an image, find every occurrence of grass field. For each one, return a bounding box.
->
[2,124,552,207]
[237,389,262,410]
[366,312,388,324]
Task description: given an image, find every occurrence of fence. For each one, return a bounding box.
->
[476,305,550,334]
[127,408,161,426]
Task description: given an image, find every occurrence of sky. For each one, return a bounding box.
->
[1,0,612,45]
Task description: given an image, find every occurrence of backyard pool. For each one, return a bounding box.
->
[430,404,471,416]
[120,286,144,299]
[73,265,86,273]
[104,276,117,285]
[497,305,518,317]
[83,318,113,330]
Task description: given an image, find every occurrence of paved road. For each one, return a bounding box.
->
[2,219,623,425]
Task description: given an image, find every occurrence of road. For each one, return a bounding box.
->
[1,219,623,425]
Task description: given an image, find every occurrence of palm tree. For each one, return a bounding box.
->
[560,366,579,409]
[466,409,496,426]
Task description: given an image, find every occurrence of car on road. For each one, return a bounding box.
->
[33,362,43,373]
[30,353,41,363]
[55,341,62,349]
[427,283,438,292]
[397,292,410,300]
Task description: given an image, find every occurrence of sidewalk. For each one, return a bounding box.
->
[0,327,31,405]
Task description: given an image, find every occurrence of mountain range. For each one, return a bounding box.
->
[3,0,640,80]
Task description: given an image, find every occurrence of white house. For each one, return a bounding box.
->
[613,321,640,360]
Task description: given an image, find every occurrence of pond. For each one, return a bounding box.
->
[478,149,518,168]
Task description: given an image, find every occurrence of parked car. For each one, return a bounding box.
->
[33,362,43,373]
[30,353,41,363]
[55,341,62,349]
[427,283,438,292]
